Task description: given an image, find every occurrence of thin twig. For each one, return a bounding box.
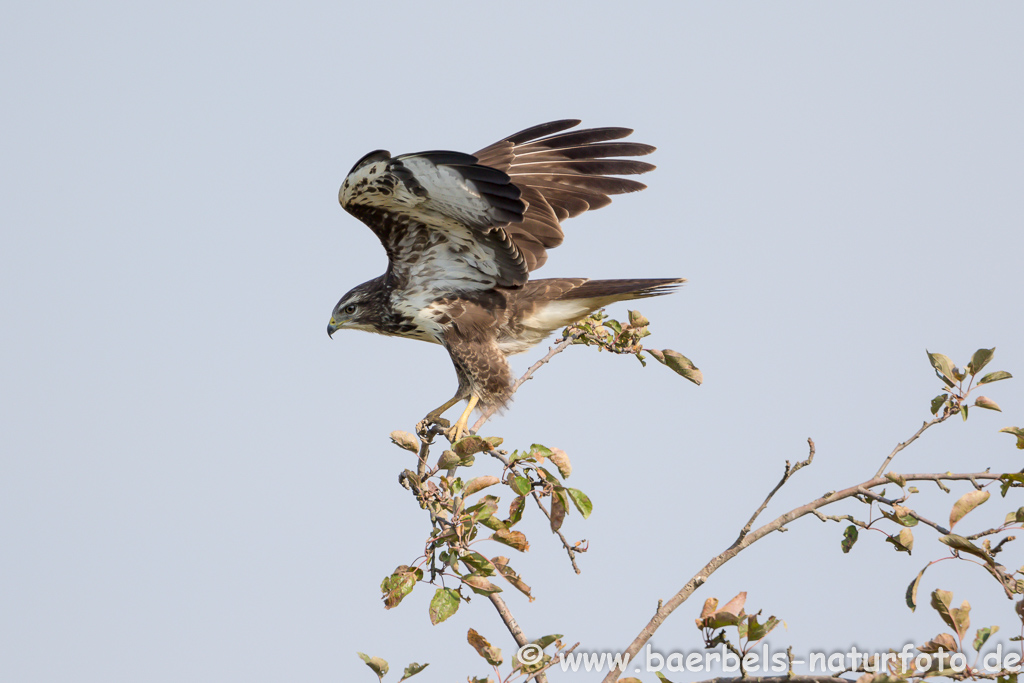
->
[736,438,816,543]
[874,415,948,478]
[855,487,951,534]
[530,490,583,574]
[811,510,871,528]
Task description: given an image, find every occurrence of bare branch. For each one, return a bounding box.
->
[811,510,870,528]
[736,438,816,543]
[874,414,949,478]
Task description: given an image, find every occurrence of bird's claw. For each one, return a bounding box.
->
[417,415,450,439]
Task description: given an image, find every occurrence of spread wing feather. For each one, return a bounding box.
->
[474,120,656,271]
[338,120,655,293]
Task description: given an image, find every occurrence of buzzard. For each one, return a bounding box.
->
[328,120,684,440]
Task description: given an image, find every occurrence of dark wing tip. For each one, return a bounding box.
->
[502,120,582,145]
[348,149,391,174]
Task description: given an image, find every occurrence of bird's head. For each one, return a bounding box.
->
[327,280,384,337]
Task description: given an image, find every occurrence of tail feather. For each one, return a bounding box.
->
[497,277,685,355]
[557,277,685,304]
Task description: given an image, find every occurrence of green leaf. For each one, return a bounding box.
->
[381,566,422,609]
[649,348,703,385]
[437,449,461,470]
[531,633,563,650]
[927,350,957,387]
[974,625,1000,652]
[962,403,969,421]
[628,310,650,327]
[466,495,499,523]
[399,662,429,681]
[467,629,503,667]
[906,564,930,611]
[566,488,593,519]
[950,490,990,529]
[939,533,994,564]
[536,467,561,485]
[1005,508,1024,524]
[841,525,858,553]
[888,528,914,554]
[357,652,389,680]
[930,394,948,415]
[510,476,531,496]
[886,528,914,554]
[975,396,1002,412]
[968,348,995,376]
[930,589,957,632]
[429,588,461,625]
[979,370,1013,385]
[1001,473,1024,496]
[1000,427,1024,450]
[951,600,971,642]
[458,551,494,576]
[507,495,525,526]
[745,614,780,642]
[530,443,553,459]
[881,505,918,527]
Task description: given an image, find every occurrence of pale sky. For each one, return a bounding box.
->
[3,2,1024,682]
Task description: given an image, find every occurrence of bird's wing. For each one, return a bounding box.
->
[339,150,530,290]
[339,121,655,291]
[473,120,656,272]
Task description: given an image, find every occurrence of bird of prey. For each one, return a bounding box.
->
[327,120,684,440]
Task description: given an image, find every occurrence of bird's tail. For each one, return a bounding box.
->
[501,278,685,354]
[555,277,685,306]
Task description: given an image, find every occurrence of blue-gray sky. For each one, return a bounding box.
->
[3,2,1023,681]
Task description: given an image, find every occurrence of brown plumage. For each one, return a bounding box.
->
[327,120,684,437]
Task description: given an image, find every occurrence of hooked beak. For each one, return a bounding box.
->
[327,318,339,338]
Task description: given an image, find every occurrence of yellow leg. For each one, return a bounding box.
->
[450,395,479,442]
[423,394,463,428]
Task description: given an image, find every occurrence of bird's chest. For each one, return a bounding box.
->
[383,289,450,344]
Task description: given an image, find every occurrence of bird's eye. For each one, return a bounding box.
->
[345,304,357,315]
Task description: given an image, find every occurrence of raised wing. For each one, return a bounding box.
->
[340,150,531,289]
[474,120,656,272]
[338,121,655,292]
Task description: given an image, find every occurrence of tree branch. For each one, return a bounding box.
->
[486,593,551,683]
[599,471,1002,683]
[873,414,948,477]
[735,438,816,543]
[689,677,853,683]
